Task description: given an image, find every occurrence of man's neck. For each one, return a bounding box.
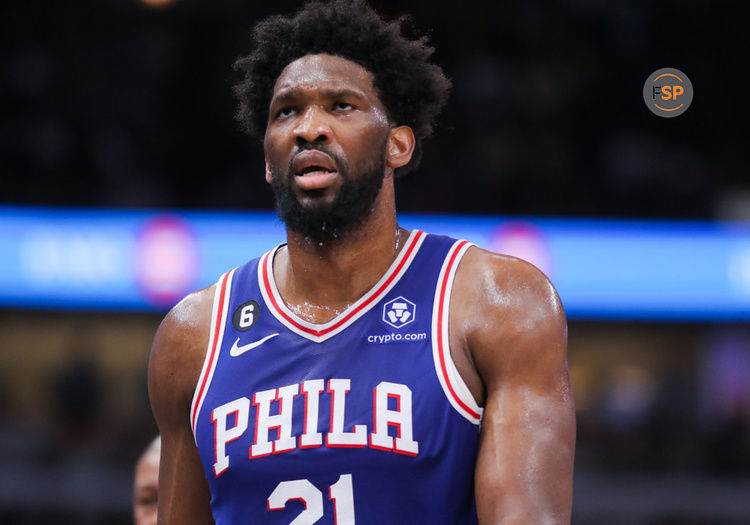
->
[272,187,407,324]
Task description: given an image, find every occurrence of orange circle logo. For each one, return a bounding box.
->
[643,68,693,118]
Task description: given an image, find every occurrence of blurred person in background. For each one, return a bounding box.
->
[133,436,160,525]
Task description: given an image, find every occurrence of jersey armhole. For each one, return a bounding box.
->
[189,268,236,438]
[431,241,484,425]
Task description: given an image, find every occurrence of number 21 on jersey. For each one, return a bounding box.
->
[268,473,355,524]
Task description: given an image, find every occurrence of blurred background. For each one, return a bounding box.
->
[1,0,748,523]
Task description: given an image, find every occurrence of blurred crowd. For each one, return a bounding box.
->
[2,317,749,523]
[1,1,746,219]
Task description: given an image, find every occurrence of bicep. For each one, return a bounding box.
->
[148,304,215,525]
[474,353,575,524]
[468,260,575,524]
[156,418,214,524]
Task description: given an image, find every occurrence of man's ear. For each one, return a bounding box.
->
[386,126,415,172]
[265,159,273,183]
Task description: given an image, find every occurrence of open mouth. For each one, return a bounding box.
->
[291,150,340,190]
[292,150,338,176]
[298,165,336,177]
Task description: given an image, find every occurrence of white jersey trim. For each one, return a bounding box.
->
[431,240,483,425]
[190,268,236,438]
[258,229,426,343]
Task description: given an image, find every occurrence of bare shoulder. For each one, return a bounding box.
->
[455,245,565,322]
[148,285,218,523]
[152,284,216,357]
[452,245,567,382]
[149,284,216,419]
[456,247,575,522]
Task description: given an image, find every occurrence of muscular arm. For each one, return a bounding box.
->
[148,286,216,525]
[452,249,576,524]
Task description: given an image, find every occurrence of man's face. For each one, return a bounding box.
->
[263,54,392,241]
[133,452,159,525]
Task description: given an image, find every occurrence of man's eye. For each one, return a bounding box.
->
[277,107,295,117]
[334,102,353,111]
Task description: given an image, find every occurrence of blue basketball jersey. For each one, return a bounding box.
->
[191,230,483,524]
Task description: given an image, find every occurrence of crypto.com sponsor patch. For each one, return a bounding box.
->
[367,332,428,344]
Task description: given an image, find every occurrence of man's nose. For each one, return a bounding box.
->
[293,106,332,144]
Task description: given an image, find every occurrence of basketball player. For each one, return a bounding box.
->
[149,1,575,523]
[133,436,160,525]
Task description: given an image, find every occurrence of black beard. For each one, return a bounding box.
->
[269,142,386,242]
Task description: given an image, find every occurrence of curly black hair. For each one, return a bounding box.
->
[233,0,450,176]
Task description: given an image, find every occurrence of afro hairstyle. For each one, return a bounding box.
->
[233,0,451,176]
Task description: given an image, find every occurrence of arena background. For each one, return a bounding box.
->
[1,0,748,523]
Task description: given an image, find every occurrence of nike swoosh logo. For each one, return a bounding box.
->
[230,333,279,357]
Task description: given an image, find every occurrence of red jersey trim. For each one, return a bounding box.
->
[431,240,483,425]
[190,268,236,436]
[258,229,426,343]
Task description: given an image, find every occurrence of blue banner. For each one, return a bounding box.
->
[1,205,749,320]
